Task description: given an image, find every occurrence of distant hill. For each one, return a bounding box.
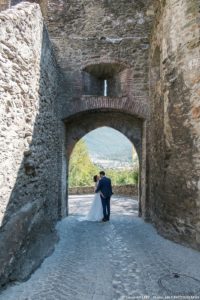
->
[83,127,137,167]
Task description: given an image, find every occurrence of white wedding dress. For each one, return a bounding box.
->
[86,191,103,222]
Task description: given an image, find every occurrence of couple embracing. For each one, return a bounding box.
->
[87,171,113,222]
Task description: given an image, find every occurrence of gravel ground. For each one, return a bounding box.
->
[1,195,200,300]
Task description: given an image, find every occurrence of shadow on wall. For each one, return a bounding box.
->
[0,4,64,287]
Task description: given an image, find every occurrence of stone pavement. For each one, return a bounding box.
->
[1,195,200,300]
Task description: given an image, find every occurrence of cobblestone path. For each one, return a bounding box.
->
[1,195,200,300]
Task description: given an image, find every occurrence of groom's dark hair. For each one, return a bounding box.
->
[93,175,98,182]
[100,171,105,176]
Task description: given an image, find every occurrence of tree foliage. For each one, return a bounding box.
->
[106,169,139,186]
[69,140,139,188]
[69,140,98,187]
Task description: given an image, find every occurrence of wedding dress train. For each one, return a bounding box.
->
[86,192,103,221]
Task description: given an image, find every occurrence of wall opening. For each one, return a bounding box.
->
[104,80,108,96]
[67,126,139,218]
[82,62,126,97]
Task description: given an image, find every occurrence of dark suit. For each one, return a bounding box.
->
[95,176,113,220]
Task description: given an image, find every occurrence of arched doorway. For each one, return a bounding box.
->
[68,126,140,218]
[59,110,148,220]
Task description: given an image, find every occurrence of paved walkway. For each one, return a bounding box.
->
[1,195,200,300]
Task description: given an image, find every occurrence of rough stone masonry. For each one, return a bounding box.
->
[0,3,63,286]
[0,0,199,287]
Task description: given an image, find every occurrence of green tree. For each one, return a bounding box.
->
[106,168,139,186]
[69,140,98,187]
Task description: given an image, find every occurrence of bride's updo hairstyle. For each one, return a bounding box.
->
[93,175,98,182]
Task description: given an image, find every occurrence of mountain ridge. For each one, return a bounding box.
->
[83,127,134,163]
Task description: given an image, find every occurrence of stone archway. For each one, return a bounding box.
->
[60,110,147,221]
[68,125,140,217]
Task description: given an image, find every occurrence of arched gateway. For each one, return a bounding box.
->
[62,111,146,220]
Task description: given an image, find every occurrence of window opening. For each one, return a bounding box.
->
[104,80,108,96]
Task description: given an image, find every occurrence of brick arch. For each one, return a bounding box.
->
[82,59,130,78]
[82,58,130,70]
[63,96,149,120]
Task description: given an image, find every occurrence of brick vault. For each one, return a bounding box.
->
[0,0,199,287]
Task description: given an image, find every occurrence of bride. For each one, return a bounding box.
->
[86,175,103,221]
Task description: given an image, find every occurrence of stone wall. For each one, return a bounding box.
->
[0,3,63,286]
[41,0,154,121]
[69,185,138,198]
[148,0,200,249]
[0,0,9,11]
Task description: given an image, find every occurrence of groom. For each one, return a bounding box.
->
[95,171,113,222]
